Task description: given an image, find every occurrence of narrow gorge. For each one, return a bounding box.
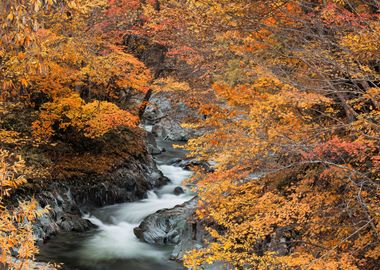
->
[30,35,205,269]
[37,126,200,269]
[2,1,379,270]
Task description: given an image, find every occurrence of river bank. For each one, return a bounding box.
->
[36,130,200,269]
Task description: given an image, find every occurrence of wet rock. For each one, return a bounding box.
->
[143,93,198,141]
[148,145,162,155]
[14,260,57,270]
[134,198,198,246]
[33,153,169,242]
[173,186,184,195]
[147,133,163,155]
[152,118,189,141]
[134,197,211,262]
[170,158,214,172]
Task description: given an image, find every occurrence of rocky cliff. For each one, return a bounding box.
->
[29,129,168,242]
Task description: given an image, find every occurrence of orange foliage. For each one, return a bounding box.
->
[0,149,48,269]
[1,0,152,143]
[0,1,153,266]
[149,0,380,269]
[32,93,139,140]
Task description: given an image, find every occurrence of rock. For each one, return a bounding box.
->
[170,158,214,172]
[143,92,199,141]
[168,158,182,164]
[16,260,57,270]
[144,98,171,122]
[173,186,184,195]
[152,118,189,141]
[146,131,162,155]
[148,144,162,155]
[134,198,198,246]
[32,147,169,242]
[134,197,210,261]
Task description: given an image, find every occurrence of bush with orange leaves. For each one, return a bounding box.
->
[0,149,48,269]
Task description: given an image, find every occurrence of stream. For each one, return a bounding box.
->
[38,138,195,270]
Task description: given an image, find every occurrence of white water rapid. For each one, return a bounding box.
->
[77,164,194,265]
[38,136,194,270]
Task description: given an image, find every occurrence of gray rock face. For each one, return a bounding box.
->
[124,34,200,142]
[152,118,190,141]
[146,131,163,155]
[144,96,172,121]
[144,93,197,141]
[134,198,208,261]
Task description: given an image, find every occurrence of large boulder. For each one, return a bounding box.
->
[134,197,211,261]
[144,93,197,141]
[134,198,198,246]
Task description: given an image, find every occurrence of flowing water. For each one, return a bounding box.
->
[38,139,194,270]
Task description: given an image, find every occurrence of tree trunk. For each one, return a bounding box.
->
[138,89,153,122]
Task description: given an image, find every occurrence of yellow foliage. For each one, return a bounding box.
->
[0,149,48,270]
[32,93,139,140]
[151,77,191,92]
[149,1,380,269]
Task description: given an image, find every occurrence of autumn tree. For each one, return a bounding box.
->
[0,0,156,267]
[0,149,48,270]
[1,0,152,144]
[144,0,380,269]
